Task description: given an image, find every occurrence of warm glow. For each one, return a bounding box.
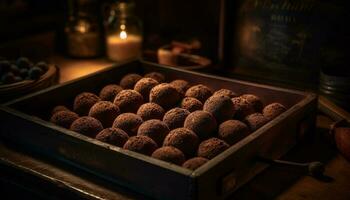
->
[120,24,126,30]
[120,30,127,39]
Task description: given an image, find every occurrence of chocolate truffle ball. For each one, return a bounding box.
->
[95,127,129,147]
[73,92,100,116]
[70,116,103,137]
[150,83,181,109]
[231,97,255,119]
[137,103,165,121]
[152,146,185,165]
[244,113,269,131]
[137,119,170,146]
[144,72,165,83]
[88,101,120,128]
[185,84,213,103]
[180,97,203,112]
[170,79,190,95]
[218,120,250,145]
[241,94,263,112]
[163,128,199,157]
[263,102,287,120]
[213,89,238,98]
[163,108,190,130]
[51,105,70,115]
[134,78,159,101]
[184,111,217,139]
[197,138,229,159]
[50,110,79,129]
[182,157,209,170]
[99,84,123,102]
[119,73,142,89]
[113,90,143,113]
[203,95,235,123]
[123,135,158,156]
[113,113,143,136]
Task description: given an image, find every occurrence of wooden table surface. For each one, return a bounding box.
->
[1,55,350,200]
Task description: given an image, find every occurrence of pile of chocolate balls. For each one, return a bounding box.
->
[50,71,286,170]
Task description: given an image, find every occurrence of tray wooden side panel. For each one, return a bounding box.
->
[195,94,317,200]
[0,107,194,200]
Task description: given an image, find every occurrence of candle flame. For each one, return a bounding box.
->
[120,30,127,39]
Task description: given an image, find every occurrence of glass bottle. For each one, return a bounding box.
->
[64,0,103,58]
[105,1,142,62]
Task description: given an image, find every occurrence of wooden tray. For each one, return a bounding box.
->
[0,60,317,200]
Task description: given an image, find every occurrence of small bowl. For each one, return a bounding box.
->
[157,45,211,70]
[0,64,58,103]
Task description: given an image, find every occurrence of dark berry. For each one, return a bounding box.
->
[0,60,11,74]
[16,57,32,69]
[14,76,22,82]
[20,68,28,77]
[28,67,43,80]
[36,61,48,71]
[10,64,20,75]
[1,72,16,84]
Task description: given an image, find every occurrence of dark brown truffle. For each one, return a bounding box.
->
[182,157,209,170]
[263,102,286,120]
[163,108,190,130]
[50,110,79,129]
[123,135,158,155]
[88,101,120,128]
[184,111,217,139]
[51,105,70,115]
[150,83,181,109]
[95,127,129,147]
[137,103,165,121]
[180,97,203,112]
[73,92,100,116]
[244,113,269,131]
[185,84,213,103]
[144,72,165,83]
[231,97,255,119]
[218,120,250,145]
[70,116,103,137]
[113,113,143,136]
[213,89,238,98]
[241,94,263,112]
[113,90,143,113]
[163,128,199,158]
[134,78,159,101]
[137,119,170,146]
[119,73,142,89]
[99,84,123,102]
[152,146,185,165]
[203,95,235,123]
[197,138,229,159]
[170,79,190,95]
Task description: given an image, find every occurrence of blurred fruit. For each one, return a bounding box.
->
[20,68,28,77]
[36,61,48,71]
[0,60,11,74]
[16,57,32,69]
[14,76,23,82]
[10,64,20,75]
[28,67,43,80]
[334,127,350,161]
[1,72,16,84]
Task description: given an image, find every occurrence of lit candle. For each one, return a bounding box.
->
[107,30,142,62]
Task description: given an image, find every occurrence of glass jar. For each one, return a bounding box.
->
[64,0,103,58]
[105,1,142,62]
